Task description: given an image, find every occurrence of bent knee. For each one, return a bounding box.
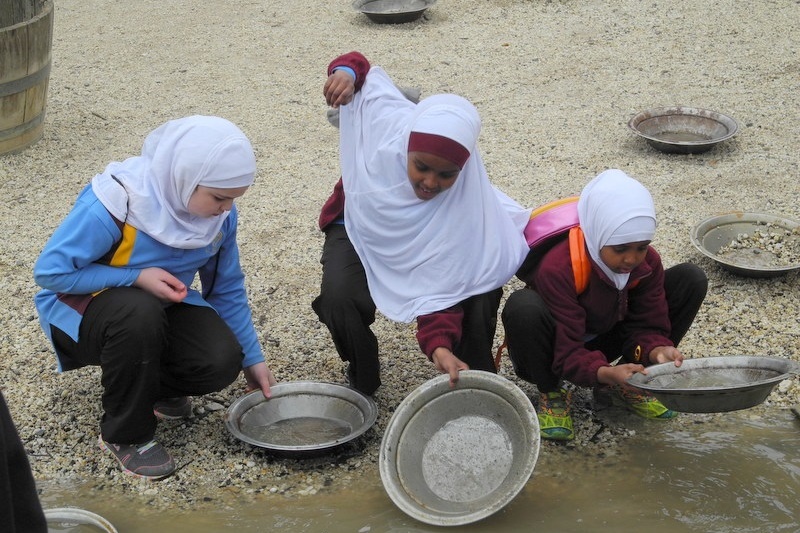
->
[503,289,547,321]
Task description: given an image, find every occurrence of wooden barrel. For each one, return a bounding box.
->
[0,0,53,155]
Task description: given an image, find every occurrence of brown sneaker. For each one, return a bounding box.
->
[153,396,192,420]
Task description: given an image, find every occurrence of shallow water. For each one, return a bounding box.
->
[241,416,352,446]
[39,409,800,533]
[47,525,99,533]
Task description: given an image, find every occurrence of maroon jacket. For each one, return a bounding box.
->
[523,238,673,387]
[319,51,463,359]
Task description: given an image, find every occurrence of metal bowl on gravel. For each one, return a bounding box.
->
[44,508,118,533]
[352,0,437,24]
[627,356,800,413]
[691,212,800,277]
[225,382,377,457]
[628,106,738,154]
[379,371,539,526]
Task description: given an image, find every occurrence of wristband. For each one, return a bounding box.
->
[332,66,356,80]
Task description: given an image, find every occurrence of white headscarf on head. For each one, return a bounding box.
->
[91,115,256,249]
[338,67,532,323]
[577,169,656,290]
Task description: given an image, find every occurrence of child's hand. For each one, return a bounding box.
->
[649,346,684,366]
[597,362,646,388]
[431,347,469,388]
[133,267,188,303]
[323,70,356,108]
[243,362,277,399]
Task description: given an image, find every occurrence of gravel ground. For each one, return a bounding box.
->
[1,0,799,511]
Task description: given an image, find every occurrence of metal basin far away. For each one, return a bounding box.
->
[628,106,738,154]
[352,0,437,24]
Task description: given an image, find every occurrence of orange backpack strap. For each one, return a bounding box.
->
[568,226,590,294]
[498,204,589,369]
[494,339,506,371]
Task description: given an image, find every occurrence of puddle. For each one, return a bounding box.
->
[39,409,800,532]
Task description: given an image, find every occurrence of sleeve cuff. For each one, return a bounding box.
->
[422,336,454,359]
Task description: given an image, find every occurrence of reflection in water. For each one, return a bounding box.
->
[39,410,800,533]
[48,524,101,533]
[650,414,800,532]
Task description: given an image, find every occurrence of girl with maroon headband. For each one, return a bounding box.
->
[313,51,531,395]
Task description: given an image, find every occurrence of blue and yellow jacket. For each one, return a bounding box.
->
[33,185,264,372]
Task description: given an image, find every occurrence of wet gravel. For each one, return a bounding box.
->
[717,223,800,267]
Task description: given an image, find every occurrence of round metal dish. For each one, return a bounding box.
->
[628,106,738,154]
[352,0,436,24]
[44,507,118,533]
[627,356,800,413]
[225,382,377,457]
[379,371,539,526]
[691,212,800,277]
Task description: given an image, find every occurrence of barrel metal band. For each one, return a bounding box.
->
[0,111,45,141]
[0,61,51,97]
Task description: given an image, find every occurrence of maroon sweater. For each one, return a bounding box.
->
[523,239,673,387]
[319,51,464,359]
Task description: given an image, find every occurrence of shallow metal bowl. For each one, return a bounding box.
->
[379,371,539,526]
[627,356,800,413]
[352,0,436,24]
[44,508,118,533]
[628,106,738,154]
[691,212,800,277]
[225,382,377,457]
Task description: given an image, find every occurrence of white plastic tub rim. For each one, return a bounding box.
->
[44,507,118,533]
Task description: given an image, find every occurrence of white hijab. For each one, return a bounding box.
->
[577,169,656,290]
[91,115,256,249]
[338,67,532,323]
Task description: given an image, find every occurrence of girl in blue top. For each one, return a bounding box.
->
[33,115,277,480]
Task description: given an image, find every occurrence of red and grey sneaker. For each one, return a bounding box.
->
[98,436,176,480]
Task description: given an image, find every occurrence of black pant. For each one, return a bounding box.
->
[501,263,708,392]
[0,392,47,532]
[51,287,243,443]
[312,225,503,395]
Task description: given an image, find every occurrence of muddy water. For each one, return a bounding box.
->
[40,409,800,533]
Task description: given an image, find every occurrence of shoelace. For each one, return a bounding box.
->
[136,441,158,454]
[618,388,653,403]
[541,391,571,415]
